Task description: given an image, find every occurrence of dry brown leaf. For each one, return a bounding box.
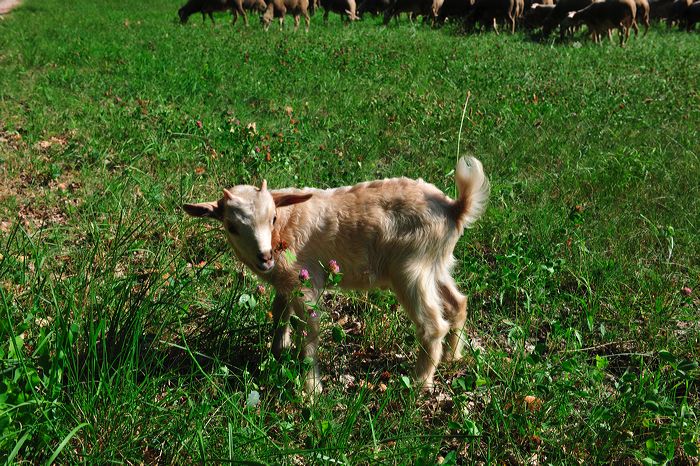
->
[523,395,543,412]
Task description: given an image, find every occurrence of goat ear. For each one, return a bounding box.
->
[272,192,313,208]
[183,201,222,220]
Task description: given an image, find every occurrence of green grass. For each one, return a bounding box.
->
[1,0,699,463]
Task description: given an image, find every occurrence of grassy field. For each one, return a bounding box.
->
[1,0,699,463]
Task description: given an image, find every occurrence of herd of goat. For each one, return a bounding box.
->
[178,0,700,45]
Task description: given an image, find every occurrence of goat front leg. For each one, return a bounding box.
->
[271,292,293,359]
[438,278,468,362]
[292,289,323,395]
[395,274,450,391]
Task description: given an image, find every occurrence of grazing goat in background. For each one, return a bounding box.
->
[184,158,490,394]
[685,1,700,30]
[542,0,596,38]
[523,3,556,30]
[567,0,637,45]
[649,0,691,26]
[464,0,525,34]
[178,0,266,25]
[357,0,393,16]
[179,0,232,23]
[320,0,361,22]
[261,0,311,30]
[382,0,443,24]
[436,0,476,24]
[633,0,651,34]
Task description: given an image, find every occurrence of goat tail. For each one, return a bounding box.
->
[454,156,490,230]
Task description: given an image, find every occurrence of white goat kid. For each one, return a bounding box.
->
[183,157,489,394]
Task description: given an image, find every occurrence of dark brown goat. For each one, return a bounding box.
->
[523,2,556,28]
[320,0,360,21]
[437,0,475,22]
[179,0,230,23]
[357,0,393,16]
[178,0,266,25]
[464,0,524,33]
[649,0,691,26]
[541,0,595,37]
[684,0,700,29]
[382,0,443,24]
[567,0,637,45]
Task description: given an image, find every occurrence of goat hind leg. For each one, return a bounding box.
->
[395,277,450,390]
[438,278,468,362]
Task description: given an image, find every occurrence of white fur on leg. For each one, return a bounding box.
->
[302,314,323,395]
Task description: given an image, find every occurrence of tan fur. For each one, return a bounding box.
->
[261,0,311,31]
[184,157,489,394]
[632,0,650,34]
[232,0,268,26]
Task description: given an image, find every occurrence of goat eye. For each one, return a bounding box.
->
[226,223,238,235]
[273,215,277,225]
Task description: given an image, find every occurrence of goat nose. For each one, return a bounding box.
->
[257,251,272,262]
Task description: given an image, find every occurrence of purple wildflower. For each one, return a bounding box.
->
[299,268,310,281]
[328,259,340,274]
